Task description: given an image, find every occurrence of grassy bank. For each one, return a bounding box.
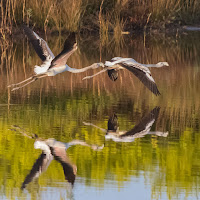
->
[0,0,200,39]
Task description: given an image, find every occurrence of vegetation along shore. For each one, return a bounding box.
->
[0,0,200,41]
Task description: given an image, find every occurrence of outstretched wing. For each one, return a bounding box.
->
[51,146,76,185]
[21,153,53,189]
[49,32,77,68]
[23,25,54,61]
[119,61,161,96]
[121,107,160,137]
[107,114,119,132]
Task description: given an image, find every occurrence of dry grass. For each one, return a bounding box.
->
[0,0,200,44]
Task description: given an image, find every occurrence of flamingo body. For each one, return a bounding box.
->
[8,25,102,91]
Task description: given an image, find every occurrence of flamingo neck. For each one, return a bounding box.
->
[65,63,100,73]
[144,64,158,68]
[144,63,167,68]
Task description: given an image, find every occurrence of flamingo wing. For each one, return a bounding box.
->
[21,152,53,189]
[119,61,161,96]
[23,25,54,61]
[49,32,77,69]
[51,146,76,185]
[121,107,160,137]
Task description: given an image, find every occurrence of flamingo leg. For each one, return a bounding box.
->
[7,76,34,88]
[11,74,48,91]
[68,140,104,151]
[82,68,108,80]
[83,122,107,132]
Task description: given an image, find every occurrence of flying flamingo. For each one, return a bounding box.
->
[8,25,103,91]
[83,57,169,96]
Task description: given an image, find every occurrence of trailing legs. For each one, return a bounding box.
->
[10,74,48,91]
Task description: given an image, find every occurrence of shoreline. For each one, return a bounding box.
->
[7,24,200,35]
[1,24,200,44]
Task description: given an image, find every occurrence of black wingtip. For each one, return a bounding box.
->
[21,183,26,190]
[151,106,160,113]
[107,69,118,81]
[21,24,32,32]
[156,90,161,96]
[107,113,119,132]
[151,83,161,96]
[22,24,29,33]
[63,32,77,51]
[150,106,160,120]
[22,24,35,40]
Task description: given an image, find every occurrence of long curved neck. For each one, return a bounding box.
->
[144,63,166,68]
[66,63,100,73]
[144,64,159,68]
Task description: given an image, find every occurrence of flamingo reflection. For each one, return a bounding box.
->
[10,125,103,189]
[84,107,168,142]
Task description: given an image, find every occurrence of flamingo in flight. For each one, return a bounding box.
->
[83,57,169,96]
[8,25,103,91]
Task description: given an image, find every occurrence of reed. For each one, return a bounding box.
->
[0,0,199,40]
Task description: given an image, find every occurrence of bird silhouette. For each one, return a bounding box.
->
[83,57,169,96]
[8,25,103,91]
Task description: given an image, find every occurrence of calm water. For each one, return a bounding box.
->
[1,31,200,200]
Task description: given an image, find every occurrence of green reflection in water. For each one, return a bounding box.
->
[0,32,200,199]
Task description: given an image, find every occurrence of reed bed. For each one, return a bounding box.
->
[0,0,200,42]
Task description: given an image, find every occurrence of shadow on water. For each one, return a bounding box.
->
[0,31,200,199]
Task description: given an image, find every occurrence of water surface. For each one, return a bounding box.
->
[0,31,200,200]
